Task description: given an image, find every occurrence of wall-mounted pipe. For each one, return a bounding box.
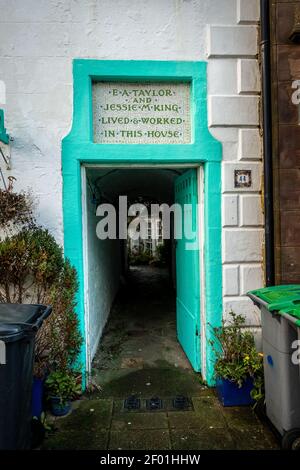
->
[260,0,275,286]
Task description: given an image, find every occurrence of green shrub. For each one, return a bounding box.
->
[155,242,168,264]
[0,227,63,303]
[0,188,34,232]
[0,223,82,377]
[41,259,82,373]
[129,249,154,266]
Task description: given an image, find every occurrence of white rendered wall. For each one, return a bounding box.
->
[0,0,263,327]
[86,183,121,360]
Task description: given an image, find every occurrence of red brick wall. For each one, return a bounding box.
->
[271,0,300,283]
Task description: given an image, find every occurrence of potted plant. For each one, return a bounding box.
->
[211,312,264,407]
[46,370,81,416]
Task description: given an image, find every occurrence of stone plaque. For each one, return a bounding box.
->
[92,82,191,144]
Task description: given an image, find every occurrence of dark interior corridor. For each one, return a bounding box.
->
[92,265,204,398]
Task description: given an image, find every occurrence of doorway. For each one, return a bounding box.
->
[62,59,222,386]
[82,165,202,386]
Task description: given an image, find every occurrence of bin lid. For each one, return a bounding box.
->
[0,324,22,337]
[248,285,300,311]
[0,304,44,325]
[279,306,300,327]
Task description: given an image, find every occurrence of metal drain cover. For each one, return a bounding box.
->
[146,397,163,411]
[172,395,191,410]
[124,396,141,410]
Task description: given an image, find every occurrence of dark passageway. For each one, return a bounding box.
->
[92,265,203,398]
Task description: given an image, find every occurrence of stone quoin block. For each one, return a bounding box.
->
[208,59,237,95]
[240,264,264,295]
[240,195,263,226]
[222,162,262,192]
[223,194,239,226]
[223,265,240,296]
[223,229,264,263]
[209,96,259,127]
[238,128,261,160]
[223,297,262,326]
[237,0,260,24]
[209,128,239,161]
[237,59,260,94]
[207,25,258,58]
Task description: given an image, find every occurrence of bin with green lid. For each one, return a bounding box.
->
[248,285,300,450]
[249,284,300,310]
[279,305,300,378]
[0,303,52,450]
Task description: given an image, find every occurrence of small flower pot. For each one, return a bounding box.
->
[49,396,72,416]
[216,376,255,407]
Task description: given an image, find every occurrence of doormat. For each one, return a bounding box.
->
[124,396,141,410]
[146,397,163,411]
[123,395,193,412]
[172,395,191,410]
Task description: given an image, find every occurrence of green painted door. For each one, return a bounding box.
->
[175,169,200,371]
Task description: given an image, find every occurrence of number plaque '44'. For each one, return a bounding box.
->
[234,169,252,188]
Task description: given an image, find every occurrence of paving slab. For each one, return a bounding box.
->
[111,412,168,431]
[192,397,227,428]
[230,426,279,450]
[41,399,113,450]
[170,428,235,450]
[222,405,261,428]
[56,399,113,431]
[168,411,210,430]
[95,368,204,398]
[109,429,171,450]
[43,429,109,450]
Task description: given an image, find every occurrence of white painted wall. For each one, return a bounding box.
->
[86,181,121,359]
[0,0,263,327]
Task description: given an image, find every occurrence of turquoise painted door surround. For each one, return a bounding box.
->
[175,169,200,371]
[62,59,222,386]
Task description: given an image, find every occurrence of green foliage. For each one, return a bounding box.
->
[46,371,81,405]
[0,214,82,377]
[39,412,55,434]
[211,312,264,393]
[129,242,169,267]
[129,249,154,266]
[250,364,265,403]
[41,259,82,373]
[0,227,63,303]
[0,188,34,232]
[151,242,168,267]
[155,242,168,263]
